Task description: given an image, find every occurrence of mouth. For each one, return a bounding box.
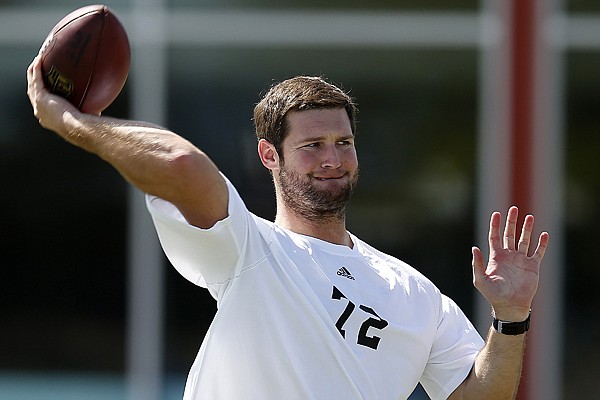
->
[313,175,346,181]
[312,170,349,181]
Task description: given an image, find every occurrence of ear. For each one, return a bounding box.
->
[258,139,280,171]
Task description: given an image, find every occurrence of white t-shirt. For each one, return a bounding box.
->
[146,177,484,400]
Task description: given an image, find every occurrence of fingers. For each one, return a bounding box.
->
[488,211,502,250]
[517,214,534,254]
[503,206,518,250]
[27,55,41,84]
[488,206,549,261]
[27,56,44,106]
[533,231,550,262]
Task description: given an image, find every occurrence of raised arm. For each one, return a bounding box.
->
[27,56,227,229]
[450,206,549,399]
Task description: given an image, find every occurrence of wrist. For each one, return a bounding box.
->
[491,305,531,322]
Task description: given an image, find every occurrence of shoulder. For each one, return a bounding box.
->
[354,236,439,292]
[145,175,275,289]
[147,175,277,245]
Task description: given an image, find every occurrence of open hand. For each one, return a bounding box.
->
[472,206,549,321]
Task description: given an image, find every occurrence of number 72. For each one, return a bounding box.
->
[332,286,389,350]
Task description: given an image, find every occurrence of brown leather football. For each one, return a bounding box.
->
[40,4,130,114]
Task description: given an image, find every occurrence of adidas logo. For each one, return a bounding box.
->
[337,267,355,280]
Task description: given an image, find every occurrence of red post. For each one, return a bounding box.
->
[509,0,535,398]
[510,0,535,218]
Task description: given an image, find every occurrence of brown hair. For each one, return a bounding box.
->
[253,76,357,160]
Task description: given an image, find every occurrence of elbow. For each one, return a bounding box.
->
[130,146,206,199]
[156,147,219,200]
[169,147,218,185]
[168,147,203,175]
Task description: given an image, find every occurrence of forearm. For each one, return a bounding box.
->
[28,56,221,209]
[454,327,526,400]
[56,110,207,197]
[460,206,549,399]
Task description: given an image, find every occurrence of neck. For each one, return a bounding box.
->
[275,201,352,248]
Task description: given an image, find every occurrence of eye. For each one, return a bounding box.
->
[304,142,321,148]
[337,140,353,147]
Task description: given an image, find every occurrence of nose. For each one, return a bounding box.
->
[321,144,342,169]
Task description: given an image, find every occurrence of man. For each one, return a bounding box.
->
[28,58,548,399]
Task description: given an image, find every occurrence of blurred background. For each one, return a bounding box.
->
[1,0,598,399]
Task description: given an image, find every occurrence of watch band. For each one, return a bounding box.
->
[493,312,531,335]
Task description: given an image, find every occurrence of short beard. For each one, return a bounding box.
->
[278,162,359,223]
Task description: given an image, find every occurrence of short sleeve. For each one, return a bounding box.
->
[420,294,485,400]
[145,177,250,295]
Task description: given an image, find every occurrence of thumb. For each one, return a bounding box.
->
[471,246,486,289]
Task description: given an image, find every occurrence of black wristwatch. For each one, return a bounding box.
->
[493,312,531,335]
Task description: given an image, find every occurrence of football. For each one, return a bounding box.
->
[39,4,130,114]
